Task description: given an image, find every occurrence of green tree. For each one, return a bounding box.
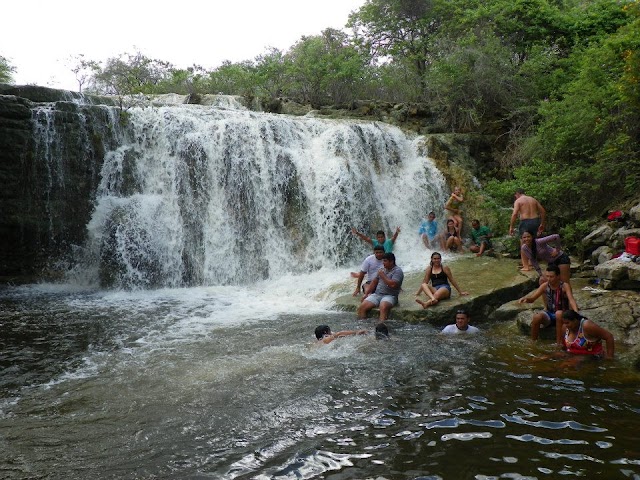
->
[89,50,174,96]
[153,65,208,95]
[348,0,447,96]
[284,29,369,106]
[0,55,16,84]
[205,60,257,97]
[487,0,640,229]
[424,30,524,132]
[253,47,288,100]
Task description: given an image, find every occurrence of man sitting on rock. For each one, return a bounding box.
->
[469,219,493,257]
[357,252,404,322]
[518,264,578,344]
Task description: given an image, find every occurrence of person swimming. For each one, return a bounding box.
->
[315,325,368,344]
[315,324,389,343]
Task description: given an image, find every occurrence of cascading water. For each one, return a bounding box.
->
[72,102,447,289]
[27,100,123,270]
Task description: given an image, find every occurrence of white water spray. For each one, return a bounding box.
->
[73,103,447,288]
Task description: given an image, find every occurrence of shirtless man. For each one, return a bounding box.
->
[509,189,546,237]
[508,188,546,269]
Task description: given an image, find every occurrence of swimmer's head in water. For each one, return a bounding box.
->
[375,323,390,340]
[315,325,331,339]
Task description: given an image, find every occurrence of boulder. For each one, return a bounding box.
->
[582,224,615,251]
[630,202,640,224]
[595,259,640,289]
[591,245,613,266]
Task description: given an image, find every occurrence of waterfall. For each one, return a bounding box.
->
[65,103,447,289]
[28,101,123,268]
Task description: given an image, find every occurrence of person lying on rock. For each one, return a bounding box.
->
[520,231,571,285]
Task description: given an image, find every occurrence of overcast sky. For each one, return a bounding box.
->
[2,0,366,91]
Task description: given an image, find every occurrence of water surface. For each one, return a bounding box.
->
[1,281,639,479]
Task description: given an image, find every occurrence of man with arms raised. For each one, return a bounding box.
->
[357,252,404,322]
[351,227,400,253]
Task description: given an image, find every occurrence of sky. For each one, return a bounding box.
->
[1,0,367,91]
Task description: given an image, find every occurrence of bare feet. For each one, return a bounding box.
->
[415,298,437,309]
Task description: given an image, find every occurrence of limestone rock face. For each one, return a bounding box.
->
[0,88,122,282]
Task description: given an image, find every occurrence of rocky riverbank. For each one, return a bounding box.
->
[334,254,640,368]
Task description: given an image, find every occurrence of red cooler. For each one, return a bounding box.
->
[625,236,640,256]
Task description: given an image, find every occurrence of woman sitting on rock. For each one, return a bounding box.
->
[444,218,463,253]
[415,252,468,308]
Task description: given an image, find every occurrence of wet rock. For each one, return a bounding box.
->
[514,284,640,367]
[595,259,640,290]
[334,256,536,327]
[0,89,121,283]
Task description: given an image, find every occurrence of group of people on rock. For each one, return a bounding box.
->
[337,187,615,360]
[419,188,494,257]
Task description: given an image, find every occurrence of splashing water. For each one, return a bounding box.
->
[69,104,446,289]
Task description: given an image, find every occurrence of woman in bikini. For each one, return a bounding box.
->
[444,218,463,252]
[415,252,469,308]
[444,186,464,232]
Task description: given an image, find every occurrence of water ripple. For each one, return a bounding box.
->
[506,433,589,445]
[541,451,605,463]
[441,431,492,441]
[501,414,608,432]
